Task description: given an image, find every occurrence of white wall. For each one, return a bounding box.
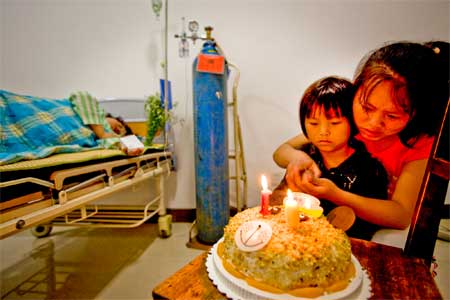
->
[1,0,449,209]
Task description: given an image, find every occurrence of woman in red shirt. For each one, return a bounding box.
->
[273,41,448,230]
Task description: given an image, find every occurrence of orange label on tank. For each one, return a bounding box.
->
[196,54,225,74]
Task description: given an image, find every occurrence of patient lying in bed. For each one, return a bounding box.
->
[0,89,144,165]
[69,91,144,156]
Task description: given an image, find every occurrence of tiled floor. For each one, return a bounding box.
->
[0,222,449,300]
[0,223,203,300]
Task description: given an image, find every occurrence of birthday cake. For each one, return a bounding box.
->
[217,206,354,298]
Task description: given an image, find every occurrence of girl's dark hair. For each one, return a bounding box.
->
[353,41,448,147]
[105,113,133,135]
[299,76,356,138]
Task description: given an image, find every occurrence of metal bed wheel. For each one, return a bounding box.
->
[31,224,53,238]
[158,214,172,238]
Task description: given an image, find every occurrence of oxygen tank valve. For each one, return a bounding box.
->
[205,26,214,41]
[175,21,216,58]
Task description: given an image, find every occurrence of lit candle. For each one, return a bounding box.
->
[285,189,299,227]
[298,193,323,218]
[260,175,271,216]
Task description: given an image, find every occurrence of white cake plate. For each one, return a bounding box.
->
[206,238,372,300]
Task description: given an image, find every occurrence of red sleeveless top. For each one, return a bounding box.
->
[356,134,434,197]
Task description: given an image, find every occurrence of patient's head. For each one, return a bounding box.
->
[106,113,133,137]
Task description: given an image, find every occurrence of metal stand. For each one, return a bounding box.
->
[186,220,212,250]
[228,63,248,213]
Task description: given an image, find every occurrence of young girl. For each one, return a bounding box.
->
[271,76,388,239]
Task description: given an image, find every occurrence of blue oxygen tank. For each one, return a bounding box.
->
[192,39,229,244]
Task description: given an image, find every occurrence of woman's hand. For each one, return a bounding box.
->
[285,155,321,192]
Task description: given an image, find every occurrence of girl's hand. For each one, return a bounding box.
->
[300,177,341,203]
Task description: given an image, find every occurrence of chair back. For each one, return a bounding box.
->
[404,98,450,265]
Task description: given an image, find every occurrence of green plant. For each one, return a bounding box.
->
[144,93,169,145]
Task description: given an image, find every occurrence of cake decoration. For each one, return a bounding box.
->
[269,206,281,214]
[295,192,324,218]
[234,220,272,252]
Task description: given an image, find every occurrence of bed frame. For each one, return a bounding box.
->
[0,97,175,239]
[0,149,173,239]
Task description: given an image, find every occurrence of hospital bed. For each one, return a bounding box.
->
[0,91,173,239]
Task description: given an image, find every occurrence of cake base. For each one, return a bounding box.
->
[207,238,370,300]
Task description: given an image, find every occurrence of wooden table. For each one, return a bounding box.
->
[152,238,442,300]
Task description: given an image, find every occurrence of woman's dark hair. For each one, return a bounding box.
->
[353,41,448,147]
[105,113,133,135]
[299,76,356,138]
[424,40,449,95]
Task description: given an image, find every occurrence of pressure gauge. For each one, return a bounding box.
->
[188,20,199,33]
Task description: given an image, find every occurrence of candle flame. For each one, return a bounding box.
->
[261,175,268,190]
[287,189,293,200]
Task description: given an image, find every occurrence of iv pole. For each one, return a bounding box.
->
[151,0,172,237]
[152,0,169,147]
[163,0,169,147]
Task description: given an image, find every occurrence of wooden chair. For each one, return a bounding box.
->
[404,98,450,266]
